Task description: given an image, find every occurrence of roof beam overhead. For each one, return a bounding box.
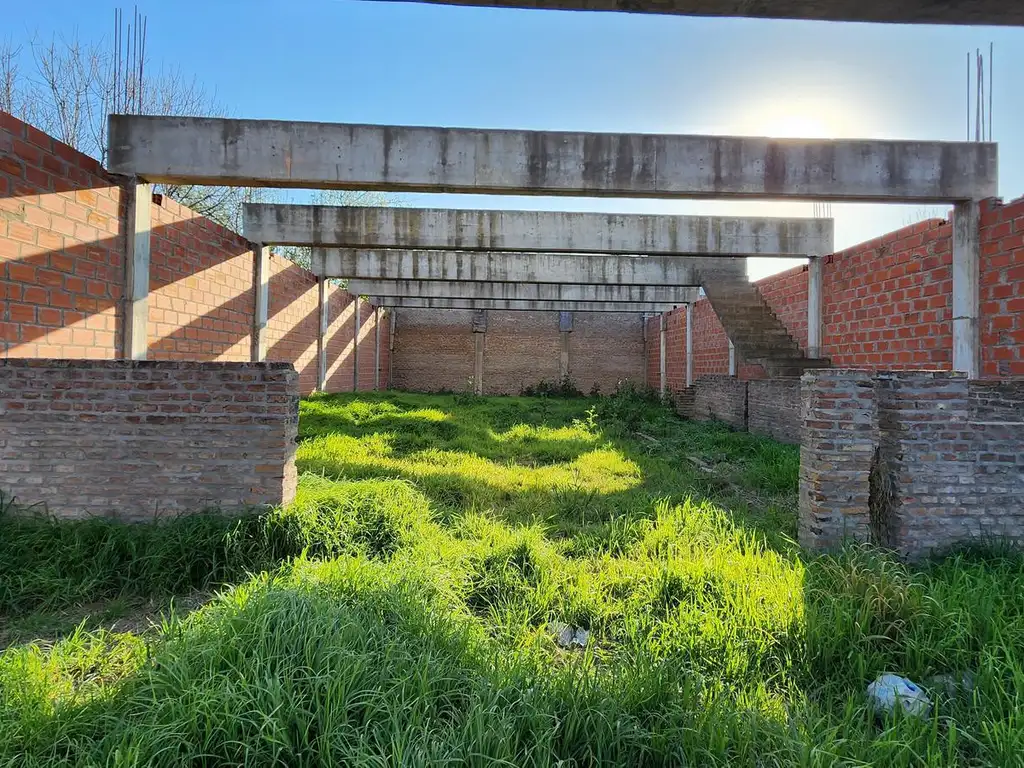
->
[109,116,998,203]
[245,205,832,255]
[312,248,743,285]
[348,279,700,303]
[372,297,683,313]
[365,0,1024,27]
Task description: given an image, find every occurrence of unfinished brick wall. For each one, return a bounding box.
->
[980,198,1024,377]
[0,360,298,520]
[747,378,802,443]
[1,111,124,358]
[571,312,645,395]
[148,195,254,363]
[1,111,378,394]
[394,308,645,395]
[801,370,1024,558]
[688,375,748,428]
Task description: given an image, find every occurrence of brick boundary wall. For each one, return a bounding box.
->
[800,369,1024,559]
[0,359,299,520]
[746,379,802,443]
[686,375,748,429]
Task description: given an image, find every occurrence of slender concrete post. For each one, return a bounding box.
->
[251,243,269,362]
[807,256,823,357]
[373,307,381,390]
[685,303,694,387]
[353,300,361,391]
[659,314,667,397]
[472,310,486,395]
[728,339,736,376]
[316,277,328,391]
[952,201,981,378]
[388,310,396,389]
[123,180,152,359]
[559,311,572,380]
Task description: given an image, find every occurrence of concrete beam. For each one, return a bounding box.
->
[245,204,833,255]
[371,297,683,313]
[371,0,1024,26]
[109,116,998,203]
[314,248,743,286]
[348,279,700,304]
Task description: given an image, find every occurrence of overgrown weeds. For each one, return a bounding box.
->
[0,390,1022,766]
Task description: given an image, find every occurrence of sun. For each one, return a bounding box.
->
[760,113,831,138]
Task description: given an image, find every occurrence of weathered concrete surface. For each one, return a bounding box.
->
[245,205,833,255]
[314,248,745,285]
[371,297,682,313]
[109,116,998,202]
[348,279,699,303]
[372,0,1023,26]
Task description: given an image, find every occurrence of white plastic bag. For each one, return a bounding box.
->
[866,674,932,718]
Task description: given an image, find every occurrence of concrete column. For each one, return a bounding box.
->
[123,180,152,359]
[728,340,736,376]
[316,277,328,391]
[373,307,381,390]
[251,243,269,362]
[352,300,361,392]
[807,256,823,357]
[642,314,649,388]
[952,201,981,378]
[559,311,572,380]
[388,310,396,389]
[685,303,694,387]
[659,314,667,397]
[472,310,486,395]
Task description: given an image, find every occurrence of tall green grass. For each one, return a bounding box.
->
[0,389,1022,766]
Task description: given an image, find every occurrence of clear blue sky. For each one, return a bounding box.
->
[6,0,1024,277]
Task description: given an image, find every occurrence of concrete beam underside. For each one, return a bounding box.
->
[313,249,744,285]
[372,297,685,313]
[245,205,833,255]
[348,279,700,303]
[374,0,1023,25]
[109,116,998,203]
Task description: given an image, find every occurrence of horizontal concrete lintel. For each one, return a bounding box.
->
[312,248,744,285]
[376,0,1023,26]
[348,279,700,303]
[109,116,998,203]
[371,296,683,313]
[245,204,832,255]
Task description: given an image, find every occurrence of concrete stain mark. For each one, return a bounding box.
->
[763,142,788,196]
[220,120,246,176]
[526,133,549,193]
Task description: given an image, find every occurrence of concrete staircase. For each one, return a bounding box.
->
[701,274,830,378]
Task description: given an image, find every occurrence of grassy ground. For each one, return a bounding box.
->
[1,388,1022,766]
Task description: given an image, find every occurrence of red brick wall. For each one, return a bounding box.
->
[980,198,1024,377]
[392,308,476,392]
[1,111,124,358]
[484,311,561,394]
[1,111,379,394]
[148,195,254,362]
[822,218,953,369]
[571,312,645,395]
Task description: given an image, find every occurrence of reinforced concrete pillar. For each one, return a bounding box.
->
[728,340,736,376]
[251,243,269,362]
[685,303,694,387]
[388,310,396,389]
[317,277,328,391]
[807,256,823,358]
[559,311,572,380]
[472,310,487,396]
[373,307,381,390]
[952,201,981,378]
[353,300,361,392]
[659,314,667,397]
[123,180,152,359]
